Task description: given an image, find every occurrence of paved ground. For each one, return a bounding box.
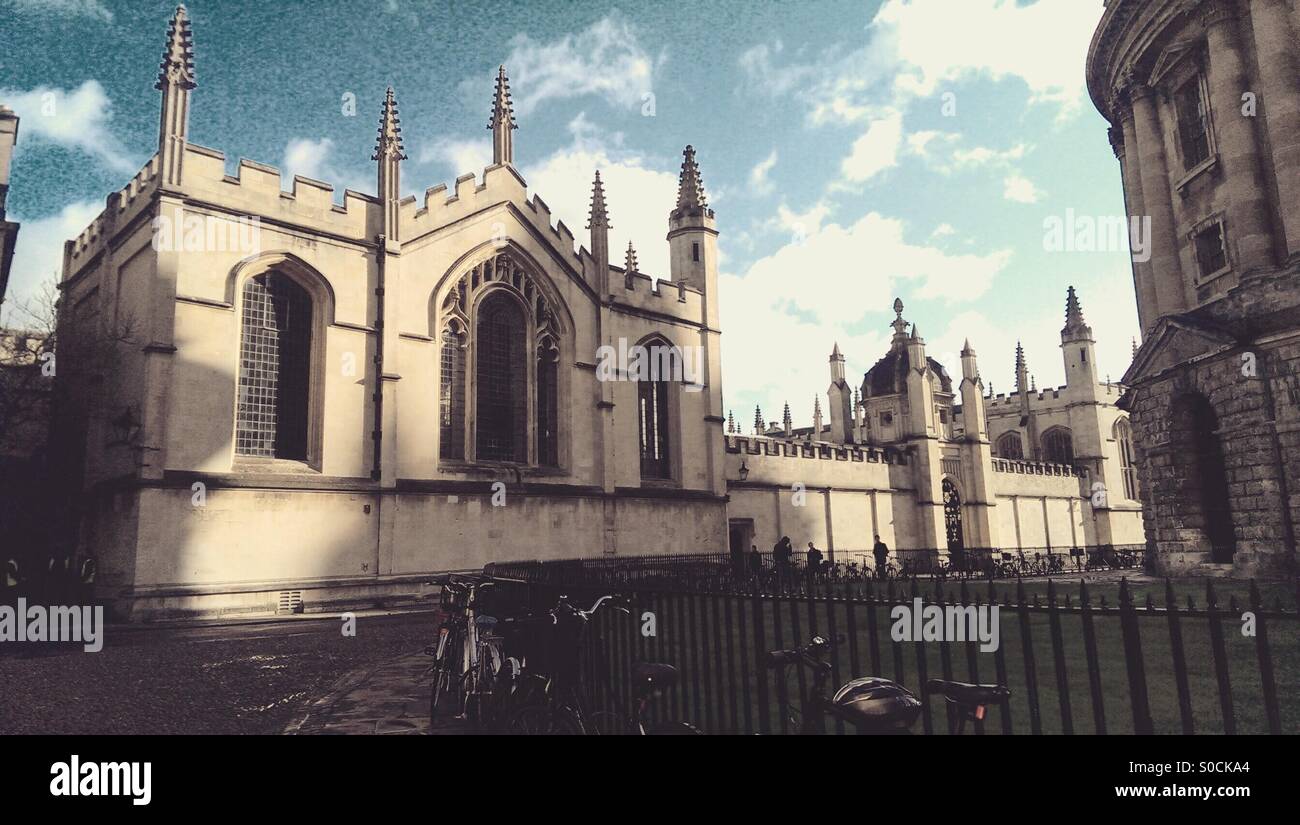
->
[283,650,467,735]
[0,608,440,735]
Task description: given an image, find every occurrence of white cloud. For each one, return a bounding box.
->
[1,200,102,325]
[838,110,904,184]
[749,150,778,195]
[417,137,493,181]
[495,13,658,116]
[0,81,135,173]
[874,0,1102,116]
[930,223,956,239]
[6,0,112,21]
[738,0,1103,126]
[521,115,679,281]
[281,138,367,197]
[719,211,1012,422]
[1003,172,1044,203]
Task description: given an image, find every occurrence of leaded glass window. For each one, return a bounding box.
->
[475,293,527,462]
[236,271,312,459]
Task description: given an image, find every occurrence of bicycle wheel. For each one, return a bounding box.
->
[428,662,463,726]
[504,703,583,735]
[585,710,632,735]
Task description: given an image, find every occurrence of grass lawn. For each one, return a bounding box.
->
[570,574,1298,735]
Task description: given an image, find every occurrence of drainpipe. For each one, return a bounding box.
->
[372,233,387,481]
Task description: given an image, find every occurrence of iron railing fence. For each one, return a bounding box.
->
[487,544,1148,593]
[482,570,1296,735]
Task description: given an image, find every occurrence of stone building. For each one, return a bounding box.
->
[724,291,1144,567]
[56,7,725,618]
[1088,0,1300,577]
[52,7,1145,618]
[0,105,18,309]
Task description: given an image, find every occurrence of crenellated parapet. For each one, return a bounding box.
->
[725,434,908,466]
[66,154,163,273]
[402,164,583,270]
[991,457,1084,478]
[613,266,704,323]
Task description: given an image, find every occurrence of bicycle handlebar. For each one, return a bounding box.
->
[765,634,846,668]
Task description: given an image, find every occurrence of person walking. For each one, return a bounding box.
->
[873,534,890,579]
[806,541,824,582]
[773,536,793,588]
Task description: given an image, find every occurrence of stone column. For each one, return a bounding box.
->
[1129,81,1186,317]
[1250,0,1300,260]
[1201,0,1276,273]
[1114,101,1161,334]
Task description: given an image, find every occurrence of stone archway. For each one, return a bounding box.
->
[1171,393,1235,564]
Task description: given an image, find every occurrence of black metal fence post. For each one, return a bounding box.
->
[1046,579,1074,734]
[1163,579,1194,734]
[1117,578,1153,734]
[1248,580,1281,735]
[1204,580,1235,735]
[1016,578,1043,735]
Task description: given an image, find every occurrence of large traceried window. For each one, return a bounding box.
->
[437,251,564,466]
[236,271,312,460]
[1115,417,1139,501]
[995,431,1024,460]
[638,372,671,480]
[1041,427,1075,466]
[475,293,527,462]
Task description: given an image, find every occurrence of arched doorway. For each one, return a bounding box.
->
[943,478,965,569]
[1172,393,1235,563]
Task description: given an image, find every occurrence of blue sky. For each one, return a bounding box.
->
[0,0,1140,428]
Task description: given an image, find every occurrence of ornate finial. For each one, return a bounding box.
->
[830,341,843,361]
[156,5,196,91]
[727,409,735,434]
[1131,337,1138,359]
[373,86,406,161]
[675,145,709,211]
[1031,375,1037,393]
[754,405,764,435]
[488,65,517,165]
[890,297,909,343]
[588,170,611,230]
[961,338,974,357]
[782,403,792,435]
[1064,285,1087,329]
[624,241,638,274]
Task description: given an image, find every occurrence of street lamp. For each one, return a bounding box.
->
[738,460,749,482]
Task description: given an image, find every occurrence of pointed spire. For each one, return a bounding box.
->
[961,338,974,356]
[156,5,196,92]
[373,86,406,161]
[624,241,639,274]
[1031,375,1037,393]
[588,170,611,230]
[831,341,843,360]
[674,145,709,212]
[812,396,824,439]
[488,65,517,166]
[727,409,735,434]
[754,405,764,435]
[910,324,921,341]
[1062,285,1094,340]
[1015,341,1026,373]
[1131,337,1139,359]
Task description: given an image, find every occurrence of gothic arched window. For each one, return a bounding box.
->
[439,324,466,460]
[1114,417,1138,500]
[236,271,312,460]
[996,431,1024,460]
[1041,427,1074,465]
[536,335,559,467]
[638,347,671,480]
[475,292,527,462]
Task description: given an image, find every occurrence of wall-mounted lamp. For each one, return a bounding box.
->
[738,460,749,482]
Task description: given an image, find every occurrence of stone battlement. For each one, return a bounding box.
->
[985,380,1124,413]
[67,154,163,272]
[725,434,908,466]
[614,266,704,320]
[991,457,1083,477]
[403,164,583,270]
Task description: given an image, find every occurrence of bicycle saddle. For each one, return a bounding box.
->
[831,677,922,732]
[925,679,1010,708]
[475,615,498,629]
[631,662,679,691]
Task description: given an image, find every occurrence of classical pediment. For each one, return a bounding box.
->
[1148,36,1203,88]
[1123,315,1238,384]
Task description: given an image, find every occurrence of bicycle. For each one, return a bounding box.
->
[502,593,644,734]
[768,635,1010,735]
[424,575,503,730]
[585,663,703,735]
